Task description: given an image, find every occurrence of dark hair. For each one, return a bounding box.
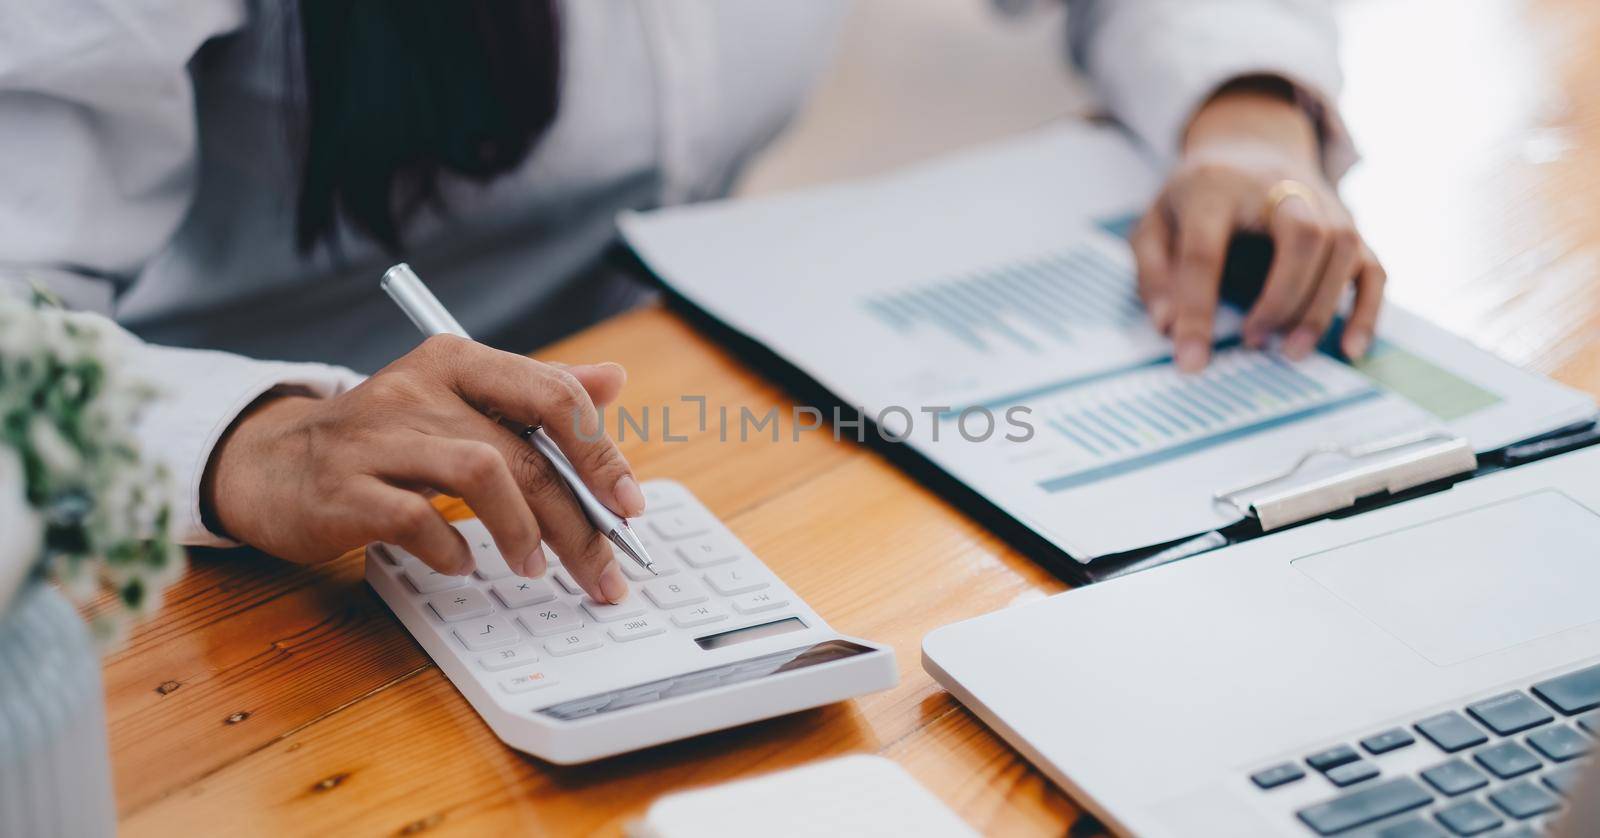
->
[294,0,561,255]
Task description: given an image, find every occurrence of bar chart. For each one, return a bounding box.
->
[860,245,1144,354]
[1032,348,1381,492]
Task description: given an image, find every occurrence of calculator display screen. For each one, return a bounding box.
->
[535,637,877,721]
[694,616,807,650]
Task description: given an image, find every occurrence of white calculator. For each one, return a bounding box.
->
[366,480,897,764]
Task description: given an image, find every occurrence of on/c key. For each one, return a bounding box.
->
[500,670,557,694]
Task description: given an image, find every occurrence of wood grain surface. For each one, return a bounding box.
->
[104,2,1600,835]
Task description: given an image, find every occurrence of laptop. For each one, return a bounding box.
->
[923,444,1600,837]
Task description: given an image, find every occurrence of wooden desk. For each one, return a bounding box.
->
[105,1,1600,834]
[104,305,1078,836]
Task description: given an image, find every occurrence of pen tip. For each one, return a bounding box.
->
[607,524,657,576]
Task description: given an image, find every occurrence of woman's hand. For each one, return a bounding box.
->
[202,335,644,603]
[1132,80,1386,372]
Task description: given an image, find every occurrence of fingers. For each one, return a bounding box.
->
[549,361,628,408]
[348,477,472,575]
[430,337,644,518]
[1343,251,1387,360]
[1283,226,1361,360]
[507,427,630,604]
[462,413,629,604]
[1242,197,1329,351]
[378,432,545,576]
[1169,200,1234,372]
[1132,201,1176,333]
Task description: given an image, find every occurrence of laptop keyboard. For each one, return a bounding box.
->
[1248,661,1599,836]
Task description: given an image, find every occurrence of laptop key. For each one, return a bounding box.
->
[1326,760,1380,787]
[1361,728,1416,755]
[1250,762,1305,789]
[1487,779,1561,820]
[1295,777,1433,836]
[1531,661,1600,715]
[1472,741,1541,779]
[1434,799,1502,836]
[1465,691,1553,735]
[1415,712,1488,753]
[1576,710,1599,737]
[1541,762,1584,797]
[1420,759,1489,796]
[1526,724,1590,761]
[1375,818,1447,838]
[1307,744,1361,772]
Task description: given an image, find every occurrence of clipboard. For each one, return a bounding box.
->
[1077,417,1600,583]
[611,242,1600,587]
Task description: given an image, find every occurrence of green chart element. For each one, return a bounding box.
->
[1352,340,1502,421]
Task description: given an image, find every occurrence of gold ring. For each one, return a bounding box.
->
[1263,179,1319,227]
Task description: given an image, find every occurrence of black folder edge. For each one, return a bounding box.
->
[611,242,1600,586]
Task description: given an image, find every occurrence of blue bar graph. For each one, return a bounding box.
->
[1033,349,1380,492]
[861,246,1143,353]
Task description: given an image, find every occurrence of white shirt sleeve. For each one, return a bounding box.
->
[132,342,364,548]
[0,0,366,547]
[1066,0,1356,179]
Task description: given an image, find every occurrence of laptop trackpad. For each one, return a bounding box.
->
[1293,491,1600,666]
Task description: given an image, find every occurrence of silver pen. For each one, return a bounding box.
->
[380,263,657,576]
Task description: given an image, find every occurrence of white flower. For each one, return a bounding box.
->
[0,295,180,644]
[28,414,84,478]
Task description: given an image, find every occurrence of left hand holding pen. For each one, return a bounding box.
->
[1132,78,1386,373]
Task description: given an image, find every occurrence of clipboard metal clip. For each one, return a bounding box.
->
[1213,431,1478,532]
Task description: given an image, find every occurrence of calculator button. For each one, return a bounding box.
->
[493,577,556,609]
[552,568,584,595]
[453,616,519,651]
[518,604,584,636]
[427,588,494,622]
[478,645,539,672]
[641,483,685,511]
[500,670,557,693]
[732,590,788,614]
[545,630,603,656]
[643,577,708,609]
[649,511,710,541]
[675,534,741,568]
[396,549,467,593]
[581,597,646,623]
[456,519,514,579]
[704,566,767,596]
[670,603,729,628]
[620,548,679,581]
[609,616,666,642]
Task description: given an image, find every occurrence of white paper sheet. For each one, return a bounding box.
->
[621,122,1595,560]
